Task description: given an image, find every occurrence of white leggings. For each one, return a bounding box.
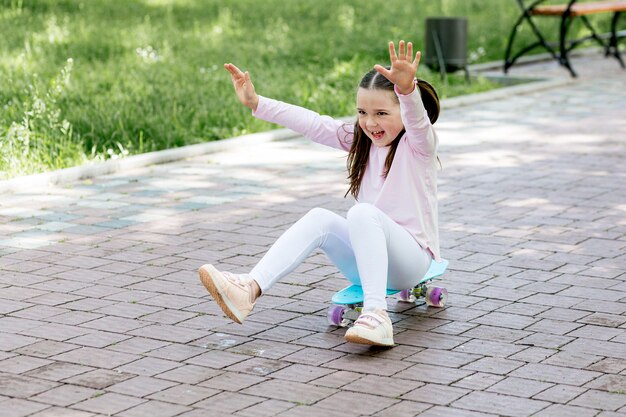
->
[249,203,432,311]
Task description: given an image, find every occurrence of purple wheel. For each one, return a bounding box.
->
[425,287,448,307]
[398,289,414,302]
[327,305,347,326]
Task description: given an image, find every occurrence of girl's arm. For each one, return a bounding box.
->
[224,63,352,151]
[253,96,353,151]
[395,83,437,156]
[374,42,436,156]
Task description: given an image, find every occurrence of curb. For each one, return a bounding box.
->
[0,129,299,193]
[0,56,575,194]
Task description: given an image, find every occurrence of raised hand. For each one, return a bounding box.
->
[224,63,259,111]
[374,41,421,95]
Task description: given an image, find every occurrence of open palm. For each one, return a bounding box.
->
[374,41,421,95]
[224,63,259,111]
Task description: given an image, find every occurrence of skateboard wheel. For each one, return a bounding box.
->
[425,286,448,307]
[327,305,347,326]
[398,289,416,303]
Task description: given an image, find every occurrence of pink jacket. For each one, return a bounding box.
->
[252,86,440,261]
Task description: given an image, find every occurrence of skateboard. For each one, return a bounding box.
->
[327,259,449,327]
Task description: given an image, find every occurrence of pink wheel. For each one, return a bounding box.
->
[398,289,415,302]
[425,287,448,307]
[327,305,347,326]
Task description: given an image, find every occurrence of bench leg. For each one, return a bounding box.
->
[559,13,578,77]
[606,11,625,68]
[504,0,559,73]
[504,13,526,73]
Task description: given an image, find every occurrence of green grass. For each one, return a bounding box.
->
[0,0,612,179]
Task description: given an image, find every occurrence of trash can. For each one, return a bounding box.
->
[425,17,468,77]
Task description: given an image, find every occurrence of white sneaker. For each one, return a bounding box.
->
[198,264,256,324]
[344,309,394,346]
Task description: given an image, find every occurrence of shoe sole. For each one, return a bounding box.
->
[344,332,394,347]
[198,264,243,324]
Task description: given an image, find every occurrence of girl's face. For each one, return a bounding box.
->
[356,88,404,148]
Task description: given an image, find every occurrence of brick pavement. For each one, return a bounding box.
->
[0,53,625,416]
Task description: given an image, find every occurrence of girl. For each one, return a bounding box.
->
[199,41,441,347]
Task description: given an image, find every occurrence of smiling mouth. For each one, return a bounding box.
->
[370,130,385,139]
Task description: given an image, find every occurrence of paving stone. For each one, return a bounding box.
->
[584,375,626,393]
[62,369,135,389]
[72,392,145,415]
[461,356,525,375]
[451,391,550,417]
[147,383,220,405]
[0,355,53,374]
[236,399,296,417]
[532,404,602,417]
[67,331,131,348]
[0,373,59,398]
[453,339,525,358]
[115,357,181,376]
[396,363,474,385]
[14,340,79,358]
[280,346,344,366]
[28,407,94,417]
[532,384,588,404]
[200,371,267,391]
[341,374,423,398]
[401,383,469,404]
[192,391,266,413]
[486,376,553,397]
[451,372,504,391]
[526,319,585,335]
[144,337,207,361]
[51,347,140,369]
[116,400,191,417]
[79,316,148,333]
[125,323,208,344]
[0,398,50,417]
[315,391,400,415]
[309,370,362,389]
[224,356,291,377]
[9,305,67,320]
[566,325,624,341]
[186,350,251,370]
[0,317,47,334]
[241,379,336,405]
[23,362,93,382]
[511,363,602,386]
[416,406,499,417]
[106,375,179,397]
[30,384,98,407]
[392,330,468,350]
[570,389,626,411]
[543,351,603,369]
[324,354,411,377]
[46,311,104,326]
[515,332,574,349]
[156,364,222,384]
[562,339,626,360]
[226,339,305,360]
[587,358,626,374]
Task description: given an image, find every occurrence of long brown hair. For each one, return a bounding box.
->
[344,68,440,199]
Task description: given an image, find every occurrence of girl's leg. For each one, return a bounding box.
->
[250,207,359,292]
[346,203,432,311]
[200,207,358,324]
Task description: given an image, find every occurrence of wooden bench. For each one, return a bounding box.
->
[504,0,626,77]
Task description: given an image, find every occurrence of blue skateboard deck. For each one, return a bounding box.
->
[331,259,449,305]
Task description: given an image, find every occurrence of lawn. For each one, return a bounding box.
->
[0,0,609,178]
